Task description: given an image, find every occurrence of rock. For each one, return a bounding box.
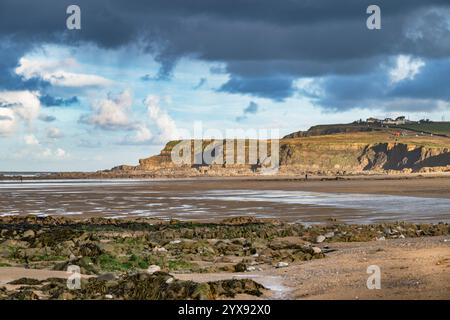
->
[78,243,103,257]
[105,294,113,299]
[8,278,41,285]
[399,234,405,239]
[147,265,161,274]
[59,292,76,300]
[169,240,182,244]
[324,232,335,238]
[312,246,322,254]
[152,246,167,253]
[97,273,117,281]
[234,262,247,272]
[269,238,307,250]
[246,266,256,272]
[221,216,262,225]
[276,262,289,268]
[8,289,40,300]
[165,277,174,284]
[376,236,386,241]
[315,235,326,243]
[23,230,36,239]
[1,239,29,249]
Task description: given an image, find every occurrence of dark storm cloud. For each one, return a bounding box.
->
[236,101,260,121]
[389,59,450,101]
[221,76,295,101]
[315,57,450,112]
[193,78,207,90]
[1,0,450,105]
[40,94,79,107]
[244,101,259,114]
[0,40,50,90]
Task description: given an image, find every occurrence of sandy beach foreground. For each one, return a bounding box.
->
[0,176,449,300]
[0,216,448,300]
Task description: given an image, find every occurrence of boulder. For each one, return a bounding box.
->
[147,265,161,274]
[275,262,289,268]
[315,235,326,243]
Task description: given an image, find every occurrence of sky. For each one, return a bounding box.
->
[1,0,450,171]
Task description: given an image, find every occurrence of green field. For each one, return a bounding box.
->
[397,122,450,136]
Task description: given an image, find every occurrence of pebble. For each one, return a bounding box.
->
[165,277,174,284]
[312,246,322,254]
[324,232,335,238]
[147,265,161,274]
[316,235,326,243]
[276,262,289,268]
[23,230,35,239]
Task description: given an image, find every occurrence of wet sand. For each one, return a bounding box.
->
[1,176,450,224]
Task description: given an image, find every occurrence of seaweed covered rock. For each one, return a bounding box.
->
[7,278,41,285]
[40,272,266,300]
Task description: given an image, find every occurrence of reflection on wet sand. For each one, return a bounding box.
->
[1,179,449,224]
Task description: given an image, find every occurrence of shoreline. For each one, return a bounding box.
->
[0,172,450,184]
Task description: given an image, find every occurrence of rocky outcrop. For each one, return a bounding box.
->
[118,138,450,176]
[358,143,450,172]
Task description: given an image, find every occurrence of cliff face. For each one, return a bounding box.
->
[279,141,450,174]
[358,143,450,172]
[126,137,450,176]
[112,130,450,176]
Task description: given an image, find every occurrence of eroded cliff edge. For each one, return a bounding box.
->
[109,130,450,177]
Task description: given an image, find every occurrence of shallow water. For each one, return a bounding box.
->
[0,180,449,224]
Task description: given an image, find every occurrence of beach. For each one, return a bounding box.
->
[0,175,449,300]
[1,175,450,223]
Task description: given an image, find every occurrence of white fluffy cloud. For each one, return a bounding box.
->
[389,55,425,84]
[47,127,63,139]
[81,90,134,130]
[15,57,112,87]
[0,108,16,136]
[55,148,67,158]
[24,134,39,145]
[145,95,179,143]
[119,95,179,145]
[36,147,67,159]
[0,90,41,135]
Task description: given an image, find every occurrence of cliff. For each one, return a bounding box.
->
[112,130,450,177]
